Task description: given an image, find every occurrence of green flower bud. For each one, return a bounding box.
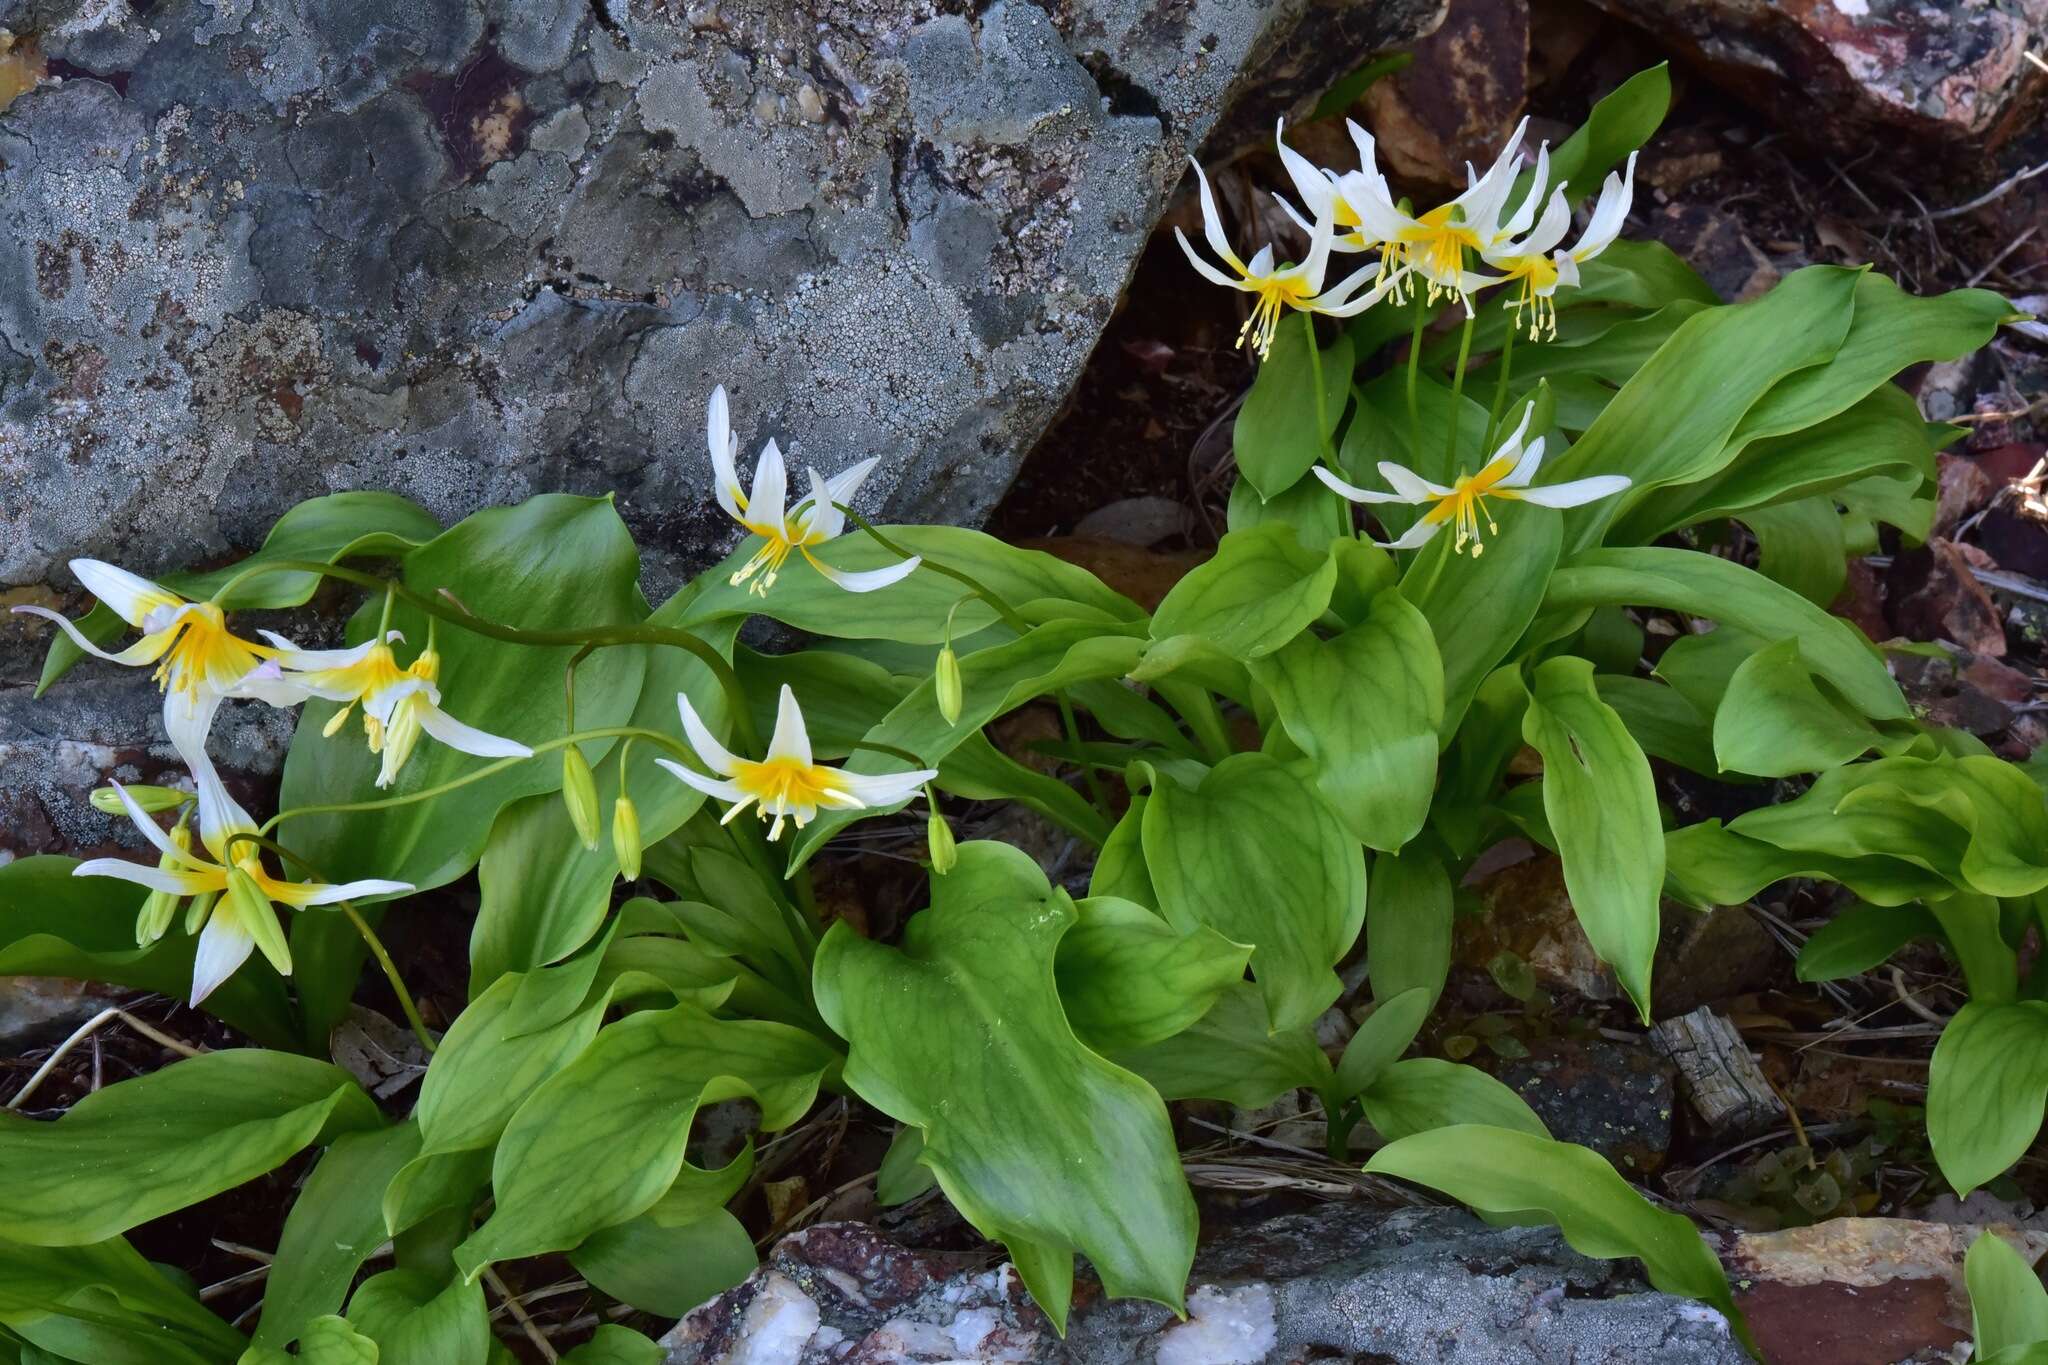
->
[562,749,601,851]
[136,890,179,946]
[184,889,219,936]
[935,645,963,726]
[612,794,643,882]
[926,809,957,876]
[91,784,185,815]
[225,866,293,975]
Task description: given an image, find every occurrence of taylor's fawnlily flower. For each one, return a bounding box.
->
[1333,119,1540,314]
[1479,150,1638,340]
[1272,118,1389,255]
[11,560,278,766]
[1175,159,1403,359]
[1314,404,1631,556]
[75,772,412,1004]
[251,631,531,788]
[707,387,922,596]
[657,684,938,842]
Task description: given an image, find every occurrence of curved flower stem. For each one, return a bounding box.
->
[1303,311,1337,471]
[831,506,1032,634]
[1405,306,1426,458]
[213,559,761,754]
[1445,314,1476,468]
[260,726,697,835]
[220,830,438,1055]
[1482,326,1518,455]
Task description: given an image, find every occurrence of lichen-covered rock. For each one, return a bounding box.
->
[0,0,1445,851]
[1587,0,2048,157]
[659,1206,1753,1363]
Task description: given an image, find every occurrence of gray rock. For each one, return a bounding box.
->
[659,1205,1752,1363]
[0,0,1444,843]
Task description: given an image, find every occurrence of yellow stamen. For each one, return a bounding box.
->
[1236,275,1314,359]
[1422,455,1526,557]
[151,603,270,702]
[1389,204,1482,305]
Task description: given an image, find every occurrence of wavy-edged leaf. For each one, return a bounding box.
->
[1796,902,1939,983]
[1714,638,1909,777]
[346,1270,486,1365]
[1929,1001,2048,1195]
[1055,896,1251,1052]
[256,1121,423,1348]
[1113,981,1332,1108]
[0,1233,245,1365]
[814,842,1196,1331]
[1151,524,1338,662]
[1522,657,1662,1020]
[0,1051,379,1246]
[569,1208,755,1317]
[1359,1058,1548,1141]
[1143,753,1365,1032]
[560,1326,664,1365]
[1664,818,1951,909]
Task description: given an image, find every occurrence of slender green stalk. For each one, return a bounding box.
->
[1056,691,1115,822]
[833,506,1032,635]
[1405,306,1426,459]
[376,583,397,639]
[260,725,695,835]
[1483,326,1518,455]
[1302,310,1336,471]
[1445,315,1476,469]
[205,559,761,754]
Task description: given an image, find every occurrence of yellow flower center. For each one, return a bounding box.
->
[729,756,846,829]
[1420,453,1526,556]
[1497,255,1562,340]
[1393,205,1483,303]
[155,603,269,702]
[1237,274,1315,359]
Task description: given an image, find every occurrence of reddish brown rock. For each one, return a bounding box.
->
[1587,0,2048,157]
[1934,452,1997,538]
[1889,538,2008,657]
[1357,0,1531,188]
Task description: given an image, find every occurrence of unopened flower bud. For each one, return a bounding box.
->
[91,784,184,815]
[612,794,643,882]
[935,646,963,726]
[225,866,294,974]
[136,822,194,946]
[562,749,601,851]
[926,809,957,875]
[184,889,219,936]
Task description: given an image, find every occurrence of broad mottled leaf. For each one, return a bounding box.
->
[1114,981,1332,1108]
[569,1209,755,1317]
[560,1326,664,1365]
[1055,896,1251,1052]
[346,1271,486,1365]
[1366,846,1453,1010]
[256,1121,423,1348]
[1367,1126,1750,1351]
[1522,657,1663,1020]
[1796,903,1939,983]
[1359,1059,1547,1140]
[1929,1002,2048,1195]
[0,1051,379,1246]
[1235,318,1353,498]
[814,843,1196,1331]
[1143,754,1365,1032]
[1150,524,1338,662]
[1968,1231,2048,1359]
[1665,818,1952,909]
[0,1234,244,1365]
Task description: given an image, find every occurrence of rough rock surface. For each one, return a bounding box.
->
[1588,0,2048,156]
[659,1206,1752,1364]
[0,0,1445,852]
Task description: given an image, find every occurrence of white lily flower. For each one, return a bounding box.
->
[251,631,532,788]
[75,772,411,1004]
[656,684,938,843]
[12,560,281,769]
[1314,403,1631,556]
[1331,118,1540,315]
[707,387,922,596]
[1480,151,1638,340]
[1175,158,1405,359]
[1272,118,1388,255]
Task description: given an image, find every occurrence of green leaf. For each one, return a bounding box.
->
[1522,657,1663,1020]
[1250,583,1442,850]
[1544,546,1907,721]
[247,1316,378,1365]
[1143,753,1366,1032]
[1151,524,1338,662]
[939,730,1111,847]
[1055,896,1252,1052]
[1333,988,1431,1098]
[1742,497,1848,607]
[683,525,1141,641]
[876,1126,939,1206]
[0,1051,380,1246]
[1113,981,1332,1108]
[1714,638,1906,777]
[453,1002,832,1278]
[1234,318,1353,499]
[1664,818,1952,909]
[0,856,295,1049]
[814,842,1197,1331]
[1404,500,1564,735]
[1366,846,1453,1010]
[282,494,649,894]
[1366,1125,1750,1351]
[38,492,440,695]
[1359,1059,1548,1141]
[568,1209,755,1317]
[1572,239,1718,309]
[1594,676,1720,777]
[787,621,1145,869]
[1543,267,1862,548]
[256,1122,424,1348]
[345,1271,487,1365]
[1227,467,1352,551]
[1311,50,1413,119]
[560,1326,664,1365]
[0,1234,245,1364]
[1434,666,1532,856]
[1521,64,1669,209]
[1796,903,1939,983]
[1969,1231,2048,1358]
[1929,1002,2048,1194]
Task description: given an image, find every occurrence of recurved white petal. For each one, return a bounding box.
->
[1571,152,1637,263]
[291,878,417,907]
[255,630,396,672]
[1188,158,1247,275]
[1175,227,1244,289]
[72,858,216,897]
[1502,435,1548,489]
[1377,461,1456,501]
[1312,465,1406,504]
[807,553,921,594]
[105,781,187,862]
[748,439,789,529]
[676,692,741,775]
[765,684,813,767]
[1513,474,1632,508]
[418,702,533,758]
[708,385,745,519]
[10,606,176,667]
[1376,517,1446,551]
[190,907,257,1005]
[654,757,748,805]
[832,768,938,809]
[71,560,183,627]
